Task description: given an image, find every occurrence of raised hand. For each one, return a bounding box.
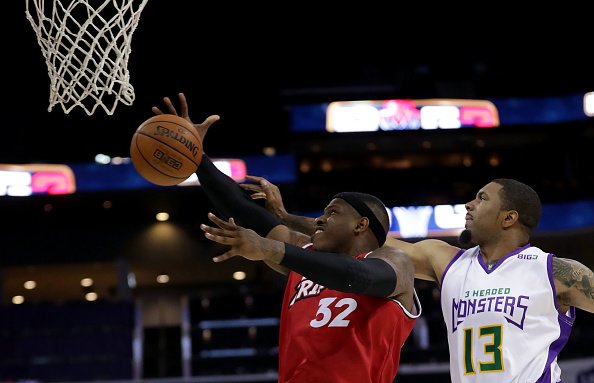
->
[240,175,288,219]
[200,212,285,264]
[152,92,220,143]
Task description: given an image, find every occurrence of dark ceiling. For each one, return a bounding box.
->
[2,1,594,304]
[4,2,594,165]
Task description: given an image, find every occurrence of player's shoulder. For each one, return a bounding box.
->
[368,246,415,271]
[369,245,409,259]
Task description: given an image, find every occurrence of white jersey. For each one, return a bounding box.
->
[441,244,576,383]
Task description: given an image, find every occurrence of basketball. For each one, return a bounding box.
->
[130,114,203,186]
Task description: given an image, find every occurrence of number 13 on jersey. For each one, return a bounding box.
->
[463,324,504,375]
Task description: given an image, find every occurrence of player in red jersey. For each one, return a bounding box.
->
[153,93,421,383]
[203,201,421,383]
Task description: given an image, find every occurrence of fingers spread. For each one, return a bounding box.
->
[213,251,236,263]
[207,212,235,228]
[178,93,189,117]
[201,115,221,128]
[245,175,262,182]
[240,183,263,193]
[201,224,236,247]
[163,97,178,115]
[251,192,266,200]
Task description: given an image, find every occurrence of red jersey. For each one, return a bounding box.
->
[278,247,421,383]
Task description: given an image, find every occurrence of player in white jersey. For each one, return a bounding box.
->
[242,176,594,383]
[442,244,573,382]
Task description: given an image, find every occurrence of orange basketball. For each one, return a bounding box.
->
[130,114,203,186]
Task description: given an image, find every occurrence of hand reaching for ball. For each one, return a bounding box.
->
[151,92,219,144]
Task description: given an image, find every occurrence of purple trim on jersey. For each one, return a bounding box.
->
[478,243,532,274]
[535,253,576,383]
[439,247,465,294]
[535,306,575,383]
[548,253,558,309]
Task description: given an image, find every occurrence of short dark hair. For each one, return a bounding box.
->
[492,178,542,233]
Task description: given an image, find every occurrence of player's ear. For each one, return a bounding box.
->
[502,210,519,228]
[355,217,369,234]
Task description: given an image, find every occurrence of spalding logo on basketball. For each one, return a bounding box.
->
[130,114,203,186]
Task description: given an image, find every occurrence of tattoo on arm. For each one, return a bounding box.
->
[552,257,594,300]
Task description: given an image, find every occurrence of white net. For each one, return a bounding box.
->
[25,0,149,115]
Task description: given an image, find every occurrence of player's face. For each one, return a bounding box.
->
[311,198,360,253]
[464,182,507,245]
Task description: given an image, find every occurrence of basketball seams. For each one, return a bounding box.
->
[132,134,197,179]
[130,114,203,186]
[137,119,200,142]
[134,130,201,167]
[131,135,191,182]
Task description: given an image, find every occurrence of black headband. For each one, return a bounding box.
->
[333,192,387,246]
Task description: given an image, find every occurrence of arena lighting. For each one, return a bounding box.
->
[85,292,98,301]
[12,295,25,305]
[309,204,463,238]
[127,272,137,288]
[305,198,594,238]
[156,274,170,283]
[0,164,76,196]
[326,99,499,132]
[155,212,169,221]
[584,91,594,116]
[24,281,37,290]
[94,154,111,164]
[0,158,245,196]
[263,147,276,156]
[388,203,465,238]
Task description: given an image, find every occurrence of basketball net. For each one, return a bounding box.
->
[25,0,149,116]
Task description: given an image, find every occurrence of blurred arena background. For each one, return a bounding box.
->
[1,2,593,382]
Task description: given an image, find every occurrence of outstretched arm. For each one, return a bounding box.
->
[241,174,459,284]
[553,257,594,314]
[195,157,283,237]
[152,94,310,274]
[152,93,285,237]
[201,212,416,311]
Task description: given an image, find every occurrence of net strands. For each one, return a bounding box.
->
[25,0,149,115]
